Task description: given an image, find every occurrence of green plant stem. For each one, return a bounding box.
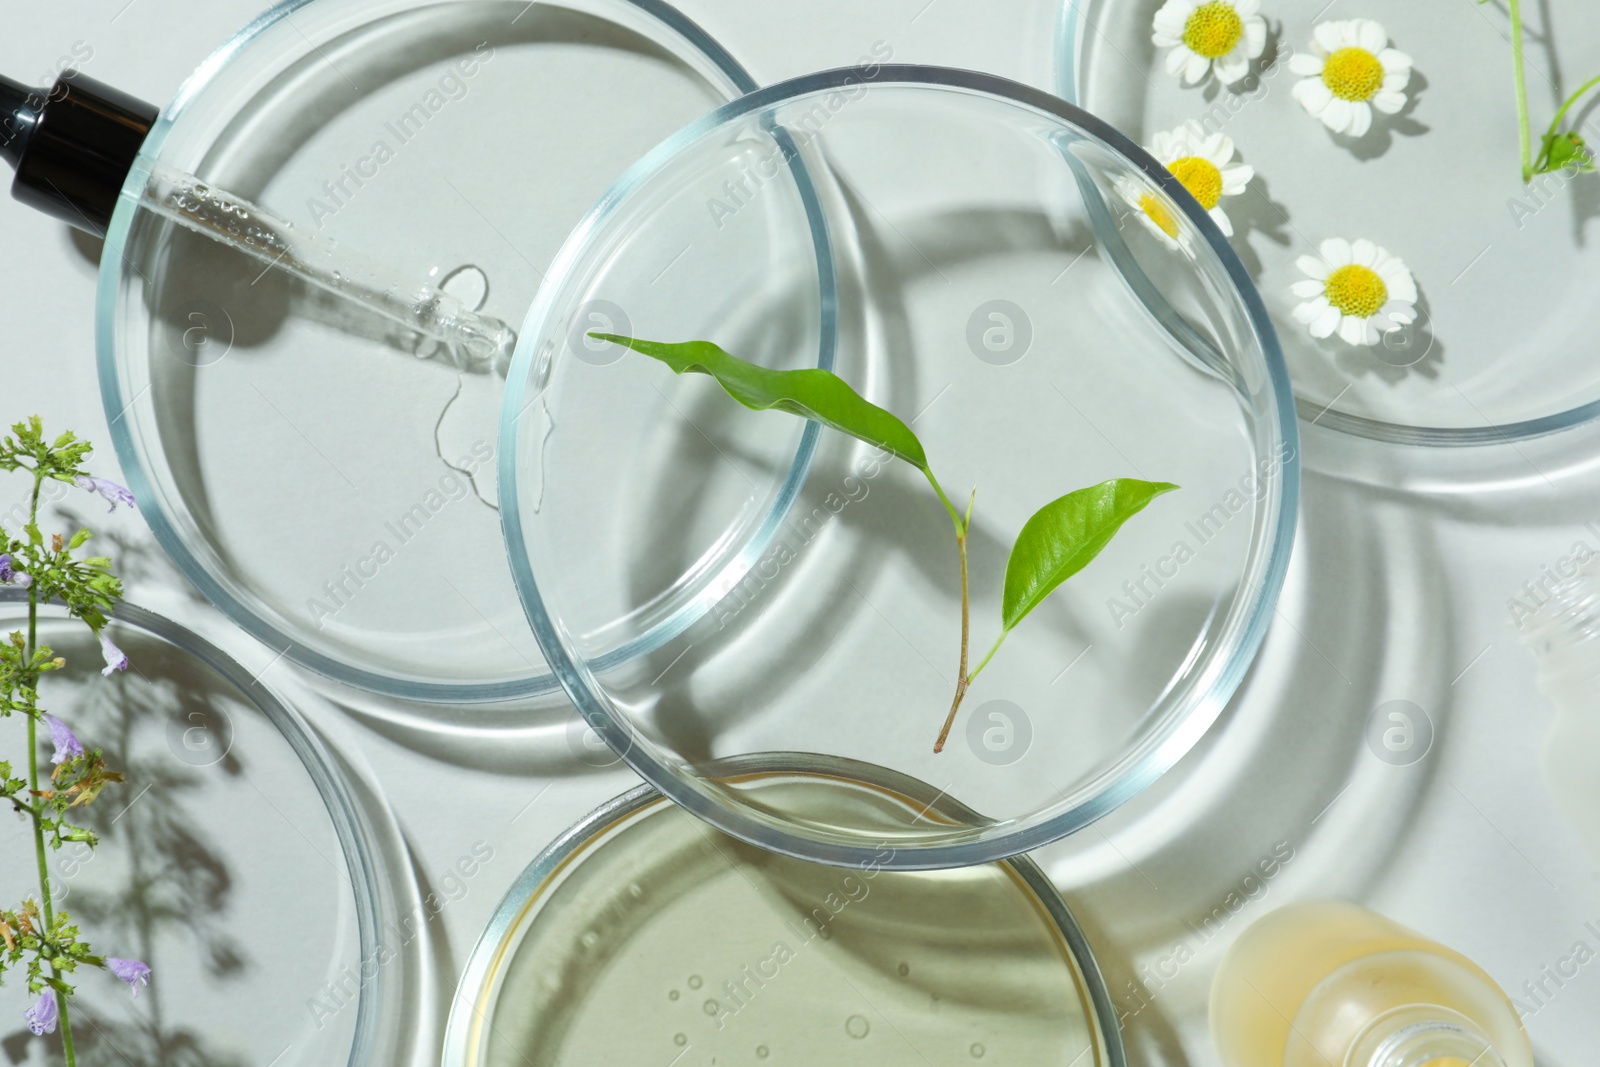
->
[1509,0,1534,181]
[23,469,76,1066]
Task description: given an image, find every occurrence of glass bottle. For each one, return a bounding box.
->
[1210,900,1533,1067]
[1519,560,1600,863]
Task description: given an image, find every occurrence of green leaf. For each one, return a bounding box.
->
[590,334,928,470]
[1001,478,1179,633]
[1537,130,1596,174]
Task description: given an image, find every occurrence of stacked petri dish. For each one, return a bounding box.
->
[77,2,1330,1062]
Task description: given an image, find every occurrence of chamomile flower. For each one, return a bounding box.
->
[1152,0,1267,87]
[1114,175,1192,252]
[1146,123,1255,237]
[1292,238,1417,347]
[1289,20,1413,137]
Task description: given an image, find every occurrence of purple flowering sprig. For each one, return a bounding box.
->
[0,417,143,1065]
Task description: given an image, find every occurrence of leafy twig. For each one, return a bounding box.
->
[593,335,1178,752]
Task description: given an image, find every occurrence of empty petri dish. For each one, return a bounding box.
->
[443,756,1125,1067]
[501,66,1298,866]
[1058,0,1600,445]
[0,591,415,1065]
[98,0,833,701]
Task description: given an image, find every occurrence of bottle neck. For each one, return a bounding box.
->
[1351,1011,1507,1067]
[1520,562,1600,690]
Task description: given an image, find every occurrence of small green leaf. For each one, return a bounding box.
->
[1537,131,1596,174]
[591,334,928,470]
[1001,478,1179,633]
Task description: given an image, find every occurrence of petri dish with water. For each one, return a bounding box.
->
[0,591,417,1065]
[97,0,833,702]
[501,65,1298,867]
[1057,0,1600,445]
[443,757,1125,1067]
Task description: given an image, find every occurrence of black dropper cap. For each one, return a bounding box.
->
[0,71,157,237]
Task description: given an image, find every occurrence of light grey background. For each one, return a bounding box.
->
[2,2,1597,1065]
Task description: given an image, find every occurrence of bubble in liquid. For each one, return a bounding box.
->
[688,974,703,989]
[581,931,599,950]
[675,1033,688,1047]
[756,1047,770,1059]
[629,882,644,898]
[970,1043,986,1058]
[668,990,680,1001]
[845,1015,870,1039]
[704,1000,720,1016]
[897,963,909,977]
[439,263,491,311]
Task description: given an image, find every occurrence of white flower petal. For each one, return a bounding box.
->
[1339,315,1373,346]
[1293,77,1334,115]
[1215,49,1251,85]
[1320,238,1353,265]
[1387,272,1418,304]
[1235,0,1261,17]
[1184,51,1212,84]
[1381,67,1412,93]
[1346,102,1374,137]
[1289,53,1325,76]
[1356,19,1388,54]
[1244,17,1267,58]
[1379,48,1413,71]
[1203,132,1233,163]
[1222,163,1254,193]
[1322,97,1355,134]
[1311,304,1342,338]
[1381,300,1417,325]
[1351,239,1378,267]
[1291,279,1327,298]
[1210,206,1234,236]
[1297,254,1331,280]
[1314,21,1345,53]
[1372,90,1407,115]
[1150,131,1176,160]
[1166,45,1193,76]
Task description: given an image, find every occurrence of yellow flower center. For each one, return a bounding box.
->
[1323,264,1388,318]
[1138,193,1181,239]
[1167,156,1224,210]
[1182,2,1245,59]
[1322,47,1385,102]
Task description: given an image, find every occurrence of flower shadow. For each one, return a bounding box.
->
[1338,69,1432,163]
[1227,173,1295,281]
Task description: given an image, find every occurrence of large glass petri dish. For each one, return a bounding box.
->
[0,591,414,1065]
[97,0,834,701]
[443,757,1125,1067]
[1057,0,1600,446]
[502,65,1298,867]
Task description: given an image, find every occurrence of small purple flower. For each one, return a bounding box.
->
[44,714,84,765]
[0,554,28,587]
[24,988,57,1035]
[74,475,136,513]
[98,630,129,676]
[105,958,151,998]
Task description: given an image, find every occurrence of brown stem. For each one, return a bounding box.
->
[933,526,972,753]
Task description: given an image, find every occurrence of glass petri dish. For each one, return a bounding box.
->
[502,65,1298,867]
[1057,0,1600,446]
[0,591,413,1065]
[97,0,834,701]
[442,756,1125,1067]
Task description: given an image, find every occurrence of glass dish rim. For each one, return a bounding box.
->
[0,587,390,1066]
[1054,0,1600,449]
[499,63,1301,869]
[440,753,1130,1067]
[93,0,838,703]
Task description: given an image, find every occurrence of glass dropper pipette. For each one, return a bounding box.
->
[2,69,517,375]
